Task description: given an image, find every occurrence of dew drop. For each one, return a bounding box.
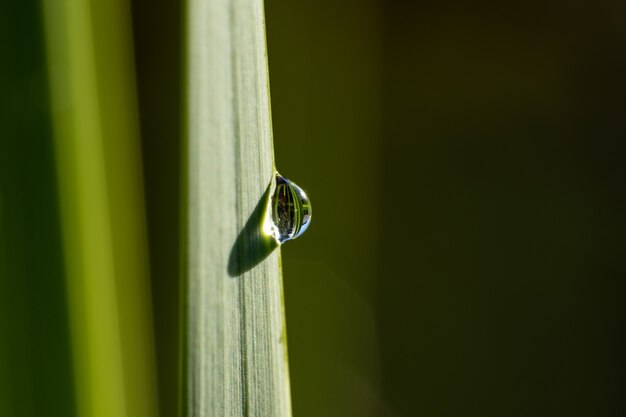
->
[266,172,312,244]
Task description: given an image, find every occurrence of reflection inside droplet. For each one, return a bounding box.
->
[265,172,312,244]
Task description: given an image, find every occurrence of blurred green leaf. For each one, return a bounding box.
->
[42,0,158,416]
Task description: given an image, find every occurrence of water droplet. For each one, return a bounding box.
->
[266,172,312,244]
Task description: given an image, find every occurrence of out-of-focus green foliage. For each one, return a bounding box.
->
[130,0,181,413]
[42,0,158,415]
[0,2,75,416]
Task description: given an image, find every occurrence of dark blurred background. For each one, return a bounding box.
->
[265,0,626,416]
[2,0,625,416]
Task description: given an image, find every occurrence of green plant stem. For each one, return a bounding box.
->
[183,0,292,415]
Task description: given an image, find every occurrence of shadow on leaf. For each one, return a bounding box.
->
[228,183,278,277]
